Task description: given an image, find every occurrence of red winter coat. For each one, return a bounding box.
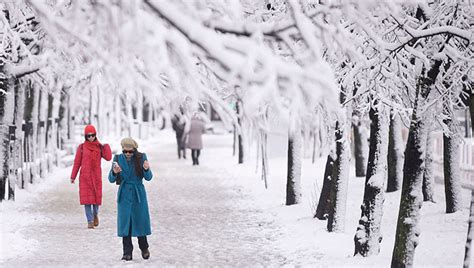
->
[70,140,112,205]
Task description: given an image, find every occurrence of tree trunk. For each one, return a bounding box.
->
[442,91,462,213]
[114,95,121,137]
[391,59,445,266]
[58,88,69,145]
[422,130,435,202]
[0,77,16,201]
[327,87,352,233]
[471,88,473,134]
[353,122,368,177]
[261,131,268,189]
[236,99,244,164]
[88,87,93,124]
[0,125,10,202]
[327,117,351,232]
[315,153,334,219]
[142,99,151,139]
[387,112,403,192]
[30,86,40,182]
[391,102,428,266]
[391,59,442,267]
[465,190,474,268]
[23,82,35,185]
[238,130,244,164]
[136,89,143,138]
[38,89,48,178]
[465,90,474,268]
[286,127,302,205]
[96,85,103,134]
[13,80,25,189]
[51,85,62,167]
[233,124,236,156]
[126,96,134,137]
[354,104,389,256]
[443,128,462,213]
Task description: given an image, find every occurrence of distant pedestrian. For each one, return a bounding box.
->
[186,112,206,165]
[109,137,153,261]
[171,111,188,159]
[70,124,112,229]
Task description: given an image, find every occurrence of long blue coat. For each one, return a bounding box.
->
[108,153,153,237]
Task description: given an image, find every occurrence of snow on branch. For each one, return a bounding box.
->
[389,25,472,52]
[208,4,336,38]
[25,0,114,66]
[143,0,339,111]
[287,0,323,61]
[3,59,46,78]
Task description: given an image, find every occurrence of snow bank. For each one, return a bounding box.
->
[0,167,70,262]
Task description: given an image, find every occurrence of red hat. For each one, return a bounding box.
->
[84,124,96,135]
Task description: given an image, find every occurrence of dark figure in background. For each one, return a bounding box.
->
[171,112,188,159]
[186,112,206,165]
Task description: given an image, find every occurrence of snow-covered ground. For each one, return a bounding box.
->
[0,129,472,266]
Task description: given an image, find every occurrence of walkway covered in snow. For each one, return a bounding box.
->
[0,131,314,266]
[1,129,471,267]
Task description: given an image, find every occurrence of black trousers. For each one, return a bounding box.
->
[176,135,186,159]
[191,149,201,165]
[123,226,149,255]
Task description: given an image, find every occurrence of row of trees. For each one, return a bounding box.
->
[214,1,472,266]
[1,0,471,267]
[0,3,167,201]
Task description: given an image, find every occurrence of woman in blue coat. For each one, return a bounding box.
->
[109,137,153,261]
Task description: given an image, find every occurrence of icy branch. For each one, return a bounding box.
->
[209,5,335,38]
[143,0,239,72]
[3,58,46,78]
[25,0,112,65]
[389,25,472,52]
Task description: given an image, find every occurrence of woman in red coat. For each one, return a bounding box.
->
[70,125,112,229]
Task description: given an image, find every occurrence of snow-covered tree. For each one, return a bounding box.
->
[354,101,389,256]
[387,111,403,193]
[422,129,435,202]
[387,2,472,265]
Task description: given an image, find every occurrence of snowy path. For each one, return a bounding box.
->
[2,130,471,267]
[1,132,292,266]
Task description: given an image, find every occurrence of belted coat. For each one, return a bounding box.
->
[108,153,153,237]
[186,119,205,150]
[70,141,112,205]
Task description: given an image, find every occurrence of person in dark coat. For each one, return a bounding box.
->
[70,124,112,229]
[171,112,188,159]
[109,137,153,261]
[186,113,206,165]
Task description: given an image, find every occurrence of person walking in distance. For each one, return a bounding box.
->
[109,138,153,261]
[171,110,188,159]
[186,112,206,165]
[70,124,112,229]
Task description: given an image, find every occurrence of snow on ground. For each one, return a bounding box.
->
[207,129,472,267]
[0,128,472,266]
[0,166,71,261]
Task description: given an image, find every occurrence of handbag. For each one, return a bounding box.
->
[113,155,121,185]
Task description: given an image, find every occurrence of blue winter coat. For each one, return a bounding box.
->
[108,153,153,237]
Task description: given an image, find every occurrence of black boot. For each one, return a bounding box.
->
[122,234,133,261]
[141,249,150,260]
[138,236,150,259]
